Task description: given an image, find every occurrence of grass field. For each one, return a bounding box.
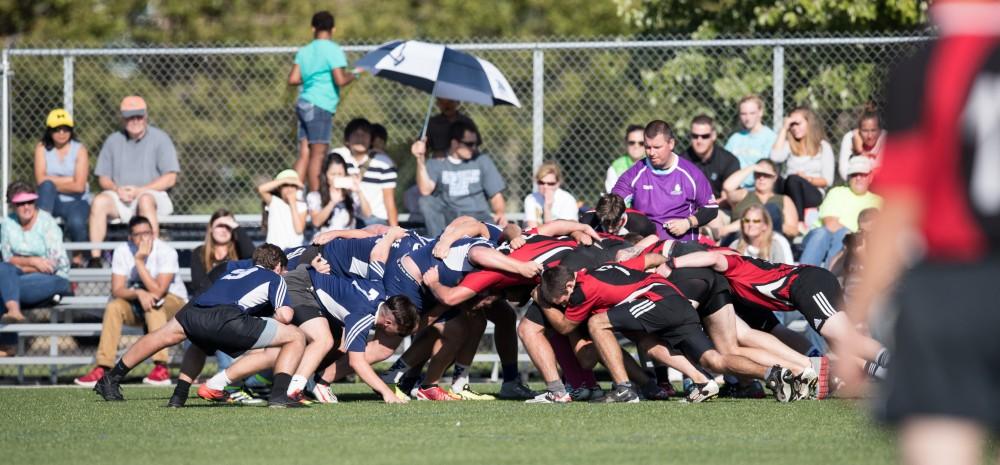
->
[1,383,895,465]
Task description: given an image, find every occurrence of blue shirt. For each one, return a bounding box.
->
[195,265,291,316]
[225,246,315,275]
[309,264,384,353]
[724,127,778,187]
[407,236,495,286]
[294,39,349,113]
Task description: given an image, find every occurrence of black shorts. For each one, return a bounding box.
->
[522,300,552,329]
[668,267,732,319]
[175,303,277,358]
[606,288,714,361]
[284,268,327,326]
[789,266,843,332]
[734,302,781,332]
[878,261,1000,432]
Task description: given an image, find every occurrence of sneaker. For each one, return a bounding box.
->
[796,366,818,401]
[498,380,537,400]
[87,256,104,269]
[764,365,795,403]
[590,383,639,403]
[245,374,272,399]
[391,384,411,401]
[567,384,593,401]
[450,383,496,401]
[684,380,720,403]
[657,381,677,398]
[75,366,105,387]
[225,387,266,405]
[811,356,830,400]
[93,376,124,401]
[309,383,339,404]
[197,384,231,403]
[415,385,458,401]
[287,390,313,406]
[167,394,187,408]
[525,391,572,404]
[142,363,171,386]
[268,396,310,408]
[641,382,674,401]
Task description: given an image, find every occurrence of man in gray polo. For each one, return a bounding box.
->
[88,96,180,268]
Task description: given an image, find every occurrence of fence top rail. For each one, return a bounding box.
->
[3,35,934,57]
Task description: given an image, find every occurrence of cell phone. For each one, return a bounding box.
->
[333,176,354,189]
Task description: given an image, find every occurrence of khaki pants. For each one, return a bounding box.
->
[95,294,185,367]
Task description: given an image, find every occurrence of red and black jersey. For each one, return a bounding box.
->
[458,233,577,293]
[565,262,682,322]
[878,28,1000,261]
[721,255,804,312]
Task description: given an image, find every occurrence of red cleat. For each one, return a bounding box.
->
[415,386,458,401]
[197,384,231,403]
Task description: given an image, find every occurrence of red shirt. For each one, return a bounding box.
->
[564,261,681,322]
[722,255,802,312]
[458,232,577,293]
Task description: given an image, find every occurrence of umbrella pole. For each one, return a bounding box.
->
[418,93,436,140]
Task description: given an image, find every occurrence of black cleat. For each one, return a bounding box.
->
[267,396,310,408]
[764,365,795,403]
[166,394,187,408]
[93,376,124,401]
[590,383,640,403]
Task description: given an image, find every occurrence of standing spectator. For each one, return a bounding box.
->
[837,106,886,180]
[0,181,71,324]
[721,160,799,238]
[258,170,308,250]
[189,209,255,297]
[604,124,646,193]
[771,106,835,220]
[369,123,400,226]
[412,121,507,236]
[328,118,397,226]
[679,114,740,206]
[724,95,778,187]
[523,161,579,229]
[74,216,187,387]
[611,120,718,241]
[33,108,90,244]
[427,98,476,159]
[288,10,360,194]
[799,157,882,267]
[729,205,794,264]
[307,152,359,232]
[88,96,179,268]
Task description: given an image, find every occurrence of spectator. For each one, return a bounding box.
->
[89,96,179,268]
[258,169,308,250]
[604,124,646,193]
[523,161,579,229]
[189,209,255,297]
[837,106,886,180]
[307,152,359,232]
[679,114,740,206]
[329,118,398,226]
[771,106,835,220]
[0,181,71,324]
[427,98,477,159]
[611,120,718,241]
[74,216,187,387]
[724,95,778,187]
[799,157,882,267]
[412,121,507,236]
[33,108,90,244]
[288,10,360,194]
[721,159,799,238]
[729,205,794,264]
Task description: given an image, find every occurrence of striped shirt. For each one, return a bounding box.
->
[194,266,290,316]
[333,148,398,220]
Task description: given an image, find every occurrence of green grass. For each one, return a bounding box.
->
[1,384,895,465]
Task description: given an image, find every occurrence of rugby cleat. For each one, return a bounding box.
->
[414,385,458,401]
[811,356,831,400]
[268,396,310,408]
[167,394,187,408]
[657,381,677,398]
[93,375,124,401]
[684,380,720,403]
[498,380,538,400]
[450,383,496,401]
[226,386,266,405]
[309,383,339,404]
[197,384,231,403]
[641,382,675,401]
[567,384,600,401]
[525,391,572,404]
[796,366,818,401]
[287,390,313,406]
[591,383,640,403]
[764,365,795,403]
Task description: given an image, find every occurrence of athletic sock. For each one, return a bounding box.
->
[271,373,292,400]
[313,373,331,386]
[545,380,566,395]
[451,364,470,386]
[386,358,409,374]
[206,370,232,391]
[875,348,890,368]
[654,365,671,385]
[171,380,192,401]
[287,375,308,395]
[420,383,438,390]
[108,359,132,381]
[501,363,519,384]
[398,375,421,393]
[863,361,887,380]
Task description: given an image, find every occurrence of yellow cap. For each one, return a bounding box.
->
[46,109,74,128]
[274,169,302,186]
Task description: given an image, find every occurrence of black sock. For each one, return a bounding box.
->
[501,364,519,383]
[398,375,420,393]
[654,366,671,384]
[313,373,331,386]
[171,380,191,400]
[271,373,292,400]
[420,383,438,389]
[108,360,132,381]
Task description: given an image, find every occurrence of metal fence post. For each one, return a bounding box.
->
[772,45,785,129]
[63,55,74,116]
[531,47,544,177]
[1,48,10,217]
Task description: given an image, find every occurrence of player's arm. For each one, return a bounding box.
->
[267,276,293,322]
[422,266,478,306]
[535,220,602,245]
[541,306,581,335]
[312,228,376,245]
[370,227,408,265]
[433,217,489,257]
[672,251,729,272]
[468,246,542,278]
[349,351,406,403]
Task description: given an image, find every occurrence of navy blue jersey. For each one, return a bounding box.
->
[224,246,315,275]
[482,222,504,244]
[194,265,291,316]
[321,237,382,279]
[308,263,384,353]
[408,236,495,286]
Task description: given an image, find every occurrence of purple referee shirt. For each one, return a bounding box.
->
[611,155,718,240]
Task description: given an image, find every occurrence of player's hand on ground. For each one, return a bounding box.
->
[310,255,330,274]
[516,261,543,278]
[423,266,440,285]
[383,392,409,404]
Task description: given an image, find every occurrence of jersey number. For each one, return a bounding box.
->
[222,268,257,280]
[965,74,1000,215]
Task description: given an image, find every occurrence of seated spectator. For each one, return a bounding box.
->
[721,159,799,238]
[729,205,794,264]
[74,216,188,387]
[89,96,179,268]
[0,181,71,324]
[799,157,882,267]
[330,118,397,226]
[604,124,646,193]
[828,208,879,298]
[837,105,886,180]
[725,95,778,187]
[427,98,477,159]
[579,193,657,237]
[189,209,255,297]
[771,106,834,220]
[307,152,359,232]
[369,123,400,225]
[524,161,578,229]
[680,114,740,207]
[34,108,91,244]
[258,170,308,250]
[412,121,507,236]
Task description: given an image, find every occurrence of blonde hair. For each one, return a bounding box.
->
[738,95,765,112]
[201,209,238,272]
[737,205,774,260]
[788,106,826,157]
[535,161,562,183]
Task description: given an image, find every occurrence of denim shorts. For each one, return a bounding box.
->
[295,99,333,144]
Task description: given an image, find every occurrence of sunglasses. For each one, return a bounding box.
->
[850,172,872,179]
[690,133,713,140]
[741,218,764,224]
[52,126,72,133]
[459,140,479,149]
[626,140,644,146]
[537,181,557,186]
[13,200,36,207]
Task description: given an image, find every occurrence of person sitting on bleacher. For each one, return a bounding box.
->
[75,215,188,387]
[190,209,255,298]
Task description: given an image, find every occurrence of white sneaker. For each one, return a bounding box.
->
[525,391,571,404]
[797,366,817,401]
[684,380,720,403]
[310,383,339,404]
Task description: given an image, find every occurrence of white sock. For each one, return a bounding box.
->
[206,370,232,391]
[451,364,470,390]
[288,375,308,395]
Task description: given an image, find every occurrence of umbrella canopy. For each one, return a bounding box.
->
[356,40,521,108]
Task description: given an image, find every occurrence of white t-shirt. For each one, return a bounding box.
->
[266,193,307,250]
[523,188,579,226]
[729,232,795,265]
[306,191,356,232]
[111,238,188,300]
[770,140,835,189]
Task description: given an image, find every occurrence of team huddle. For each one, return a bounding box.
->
[91,193,889,407]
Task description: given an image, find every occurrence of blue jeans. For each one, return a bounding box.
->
[799,226,850,267]
[0,262,71,307]
[36,180,90,242]
[295,99,333,144]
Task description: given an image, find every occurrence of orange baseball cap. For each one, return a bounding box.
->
[120,96,147,118]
